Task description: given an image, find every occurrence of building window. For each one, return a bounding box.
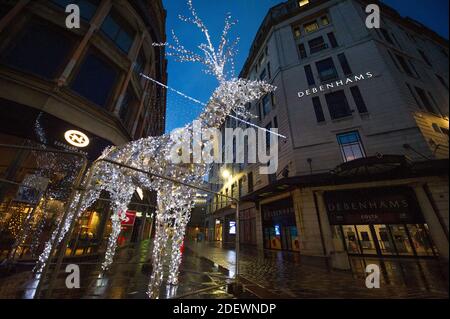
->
[308,36,328,54]
[325,90,352,119]
[388,50,402,71]
[395,54,414,77]
[1,21,74,80]
[118,88,137,127]
[380,28,394,45]
[265,122,272,148]
[247,172,254,193]
[312,97,325,123]
[304,65,315,86]
[327,32,338,48]
[414,86,437,114]
[337,131,366,162]
[293,26,301,39]
[321,15,330,26]
[408,60,420,78]
[262,94,271,116]
[316,57,338,82]
[273,116,278,128]
[337,53,352,76]
[258,54,265,68]
[298,43,307,59]
[418,49,432,67]
[350,86,368,114]
[238,179,243,198]
[101,11,135,53]
[271,92,276,108]
[52,0,99,21]
[70,50,118,108]
[257,102,262,120]
[259,68,267,81]
[440,127,449,140]
[299,0,310,7]
[304,21,319,33]
[436,74,449,90]
[406,83,422,109]
[134,50,146,76]
[428,92,441,115]
[432,123,441,133]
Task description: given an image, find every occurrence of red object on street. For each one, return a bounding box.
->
[180,240,185,254]
[121,211,137,226]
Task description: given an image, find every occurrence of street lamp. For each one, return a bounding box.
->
[221,169,231,180]
[220,167,241,292]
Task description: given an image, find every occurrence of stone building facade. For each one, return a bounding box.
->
[206,0,449,268]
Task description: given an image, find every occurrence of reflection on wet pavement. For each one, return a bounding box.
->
[0,240,255,299]
[1,239,447,299]
[186,241,449,299]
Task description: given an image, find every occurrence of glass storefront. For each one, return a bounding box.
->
[262,198,300,252]
[326,187,438,258]
[336,224,437,257]
[239,208,256,246]
[214,219,222,241]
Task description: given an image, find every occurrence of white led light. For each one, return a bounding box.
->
[136,187,144,200]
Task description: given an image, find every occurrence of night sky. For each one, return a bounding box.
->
[162,0,449,133]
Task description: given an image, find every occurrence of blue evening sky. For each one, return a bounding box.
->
[162,0,449,133]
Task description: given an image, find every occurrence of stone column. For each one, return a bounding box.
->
[413,184,449,261]
[254,203,264,250]
[315,191,350,270]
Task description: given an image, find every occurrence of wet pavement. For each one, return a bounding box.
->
[0,239,447,299]
[186,241,449,299]
[0,240,254,299]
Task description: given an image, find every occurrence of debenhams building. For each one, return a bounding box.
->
[206,0,449,270]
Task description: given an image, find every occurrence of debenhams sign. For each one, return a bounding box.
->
[297,72,373,98]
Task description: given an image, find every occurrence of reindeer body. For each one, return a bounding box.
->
[34,2,276,298]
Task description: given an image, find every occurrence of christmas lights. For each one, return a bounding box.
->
[34,0,276,298]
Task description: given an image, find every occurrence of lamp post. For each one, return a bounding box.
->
[221,168,241,291]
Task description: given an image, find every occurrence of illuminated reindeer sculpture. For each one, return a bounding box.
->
[35,0,276,298]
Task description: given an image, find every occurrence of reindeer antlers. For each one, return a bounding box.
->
[154,0,239,82]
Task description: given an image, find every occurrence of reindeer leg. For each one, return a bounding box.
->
[167,207,191,286]
[147,195,170,299]
[34,187,101,274]
[101,188,135,271]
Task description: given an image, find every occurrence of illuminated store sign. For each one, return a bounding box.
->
[64,130,90,148]
[297,72,374,99]
[229,221,236,234]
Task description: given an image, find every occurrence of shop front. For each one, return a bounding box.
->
[261,197,300,252]
[325,186,438,258]
[0,100,114,260]
[239,207,257,246]
[214,219,223,242]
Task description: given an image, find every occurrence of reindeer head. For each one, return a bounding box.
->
[158,0,276,126]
